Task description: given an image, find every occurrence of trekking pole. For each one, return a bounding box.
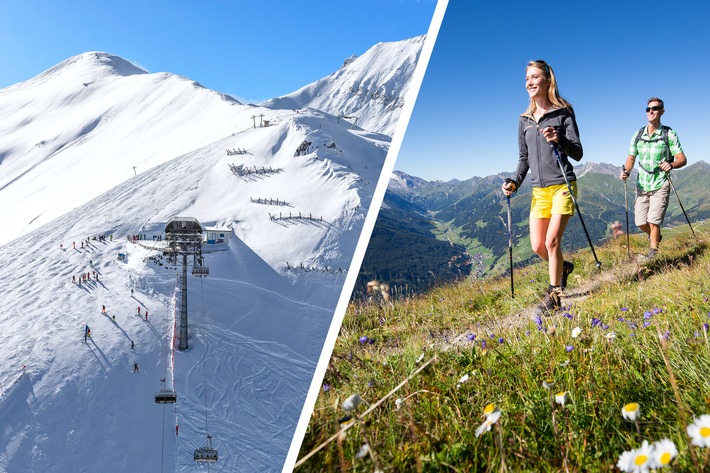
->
[623,166,631,259]
[551,143,602,268]
[666,171,697,240]
[506,194,514,298]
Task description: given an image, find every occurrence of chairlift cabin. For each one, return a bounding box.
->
[192,266,209,277]
[154,389,177,404]
[192,256,209,277]
[194,434,218,463]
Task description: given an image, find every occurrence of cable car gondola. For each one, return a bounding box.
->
[154,389,177,403]
[194,434,218,463]
[155,378,177,403]
[192,265,209,277]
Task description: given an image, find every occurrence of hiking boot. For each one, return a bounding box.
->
[535,286,562,316]
[561,261,574,290]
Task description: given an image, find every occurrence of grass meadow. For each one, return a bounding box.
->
[296,221,710,472]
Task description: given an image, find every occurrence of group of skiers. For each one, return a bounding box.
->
[84,289,149,374]
[72,271,100,285]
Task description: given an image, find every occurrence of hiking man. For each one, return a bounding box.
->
[620,97,687,259]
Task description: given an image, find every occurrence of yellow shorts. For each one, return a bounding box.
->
[530,182,576,219]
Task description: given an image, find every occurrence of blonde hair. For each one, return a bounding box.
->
[522,60,573,117]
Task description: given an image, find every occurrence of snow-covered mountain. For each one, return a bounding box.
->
[262,36,425,136]
[0,37,424,473]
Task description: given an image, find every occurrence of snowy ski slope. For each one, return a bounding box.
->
[0,37,423,472]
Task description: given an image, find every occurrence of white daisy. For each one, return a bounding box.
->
[342,393,364,412]
[555,391,570,406]
[483,403,499,417]
[622,402,640,421]
[475,410,501,438]
[616,440,654,473]
[606,331,617,340]
[687,414,710,448]
[395,398,404,410]
[571,326,582,338]
[542,379,555,390]
[651,438,677,468]
[355,443,370,460]
[456,373,470,388]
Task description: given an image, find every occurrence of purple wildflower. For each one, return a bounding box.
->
[323,383,330,393]
[490,333,495,339]
[359,336,369,344]
[526,330,530,336]
[704,323,709,332]
[602,324,610,330]
[439,298,445,302]
[563,312,573,319]
[643,321,651,327]
[664,330,670,340]
[621,307,629,312]
[467,334,477,341]
[643,311,652,319]
[368,380,375,387]
[591,317,601,328]
[368,338,375,345]
[565,345,574,352]
[653,307,662,314]
[481,340,487,350]
[618,317,626,322]
[498,337,504,344]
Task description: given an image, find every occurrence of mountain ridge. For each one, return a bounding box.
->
[0,36,426,472]
[358,161,710,295]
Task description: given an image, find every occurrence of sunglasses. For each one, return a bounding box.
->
[535,59,550,74]
[646,106,662,112]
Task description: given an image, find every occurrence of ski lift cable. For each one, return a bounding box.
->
[202,277,209,435]
[160,400,166,473]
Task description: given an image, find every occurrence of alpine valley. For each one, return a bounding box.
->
[355,162,710,297]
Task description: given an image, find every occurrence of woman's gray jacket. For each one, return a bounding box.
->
[513,106,583,189]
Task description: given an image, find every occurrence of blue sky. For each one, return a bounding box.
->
[0,0,437,103]
[398,0,710,181]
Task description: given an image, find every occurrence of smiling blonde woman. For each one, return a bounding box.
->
[502,59,583,315]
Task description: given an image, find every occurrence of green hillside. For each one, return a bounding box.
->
[297,221,710,472]
[366,162,710,295]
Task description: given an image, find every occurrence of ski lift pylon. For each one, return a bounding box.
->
[194,434,218,463]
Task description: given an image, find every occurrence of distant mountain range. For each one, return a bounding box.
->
[355,161,710,296]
